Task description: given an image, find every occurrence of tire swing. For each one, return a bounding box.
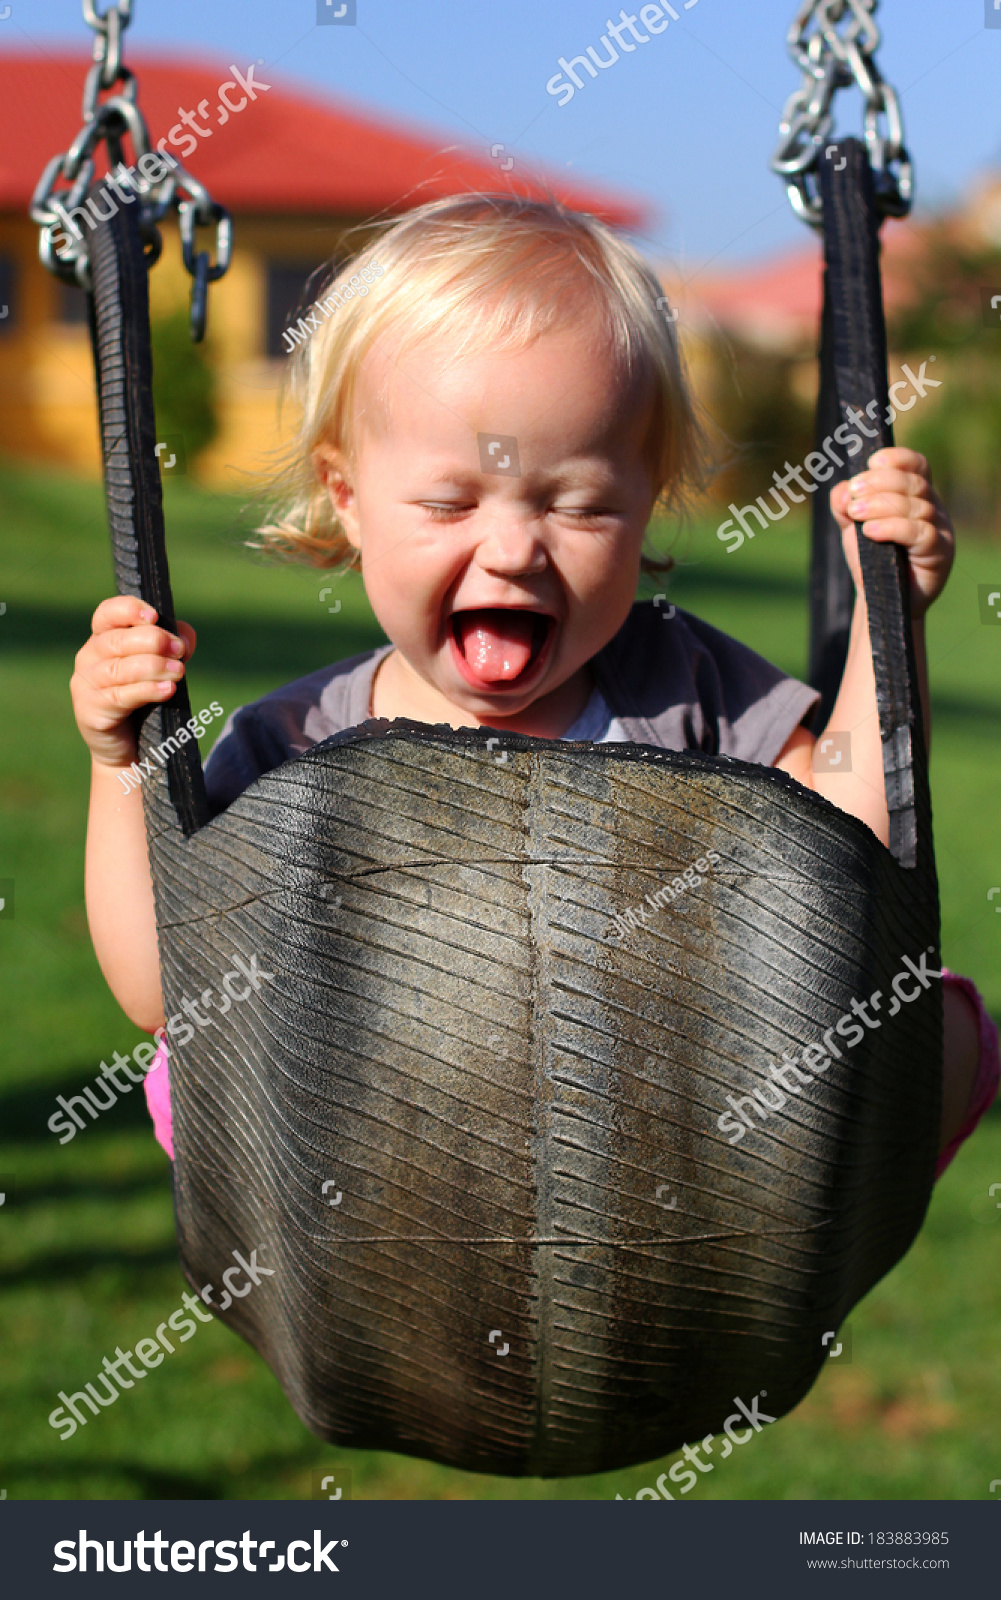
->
[38,2,942,1476]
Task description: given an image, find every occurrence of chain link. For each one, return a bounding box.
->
[30,0,230,339]
[771,0,912,227]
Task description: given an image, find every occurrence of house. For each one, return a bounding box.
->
[666,171,1001,356]
[0,50,646,485]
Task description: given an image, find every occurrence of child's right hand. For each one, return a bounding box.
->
[71,596,197,769]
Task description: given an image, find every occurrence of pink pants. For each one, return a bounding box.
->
[144,971,998,1179]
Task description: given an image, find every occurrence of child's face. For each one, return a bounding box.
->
[317,310,658,730]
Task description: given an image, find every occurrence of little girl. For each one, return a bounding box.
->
[70,195,997,1171]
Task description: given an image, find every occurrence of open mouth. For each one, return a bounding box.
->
[449,608,555,692]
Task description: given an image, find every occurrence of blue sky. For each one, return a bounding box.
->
[9,0,1001,272]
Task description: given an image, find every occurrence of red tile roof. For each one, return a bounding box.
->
[676,217,929,349]
[0,50,647,226]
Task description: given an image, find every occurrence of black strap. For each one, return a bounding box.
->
[807,284,855,725]
[813,140,929,871]
[88,198,209,836]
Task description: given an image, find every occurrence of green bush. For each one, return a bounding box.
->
[703,335,814,512]
[887,224,1001,536]
[904,360,1001,535]
[150,306,219,467]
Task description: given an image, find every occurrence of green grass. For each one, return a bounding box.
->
[1,458,998,1501]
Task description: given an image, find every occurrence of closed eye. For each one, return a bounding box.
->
[418,502,617,525]
[553,506,616,524]
[419,503,475,521]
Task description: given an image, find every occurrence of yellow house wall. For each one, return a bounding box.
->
[0,210,360,489]
[0,207,782,508]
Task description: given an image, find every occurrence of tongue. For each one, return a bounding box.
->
[455,609,536,683]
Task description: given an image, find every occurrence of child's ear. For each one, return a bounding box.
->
[313,442,361,552]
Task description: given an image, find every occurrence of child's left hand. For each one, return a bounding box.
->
[830,447,954,619]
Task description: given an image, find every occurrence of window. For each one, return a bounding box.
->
[0,256,14,331]
[265,260,339,358]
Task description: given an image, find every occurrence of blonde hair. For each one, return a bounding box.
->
[254,193,715,573]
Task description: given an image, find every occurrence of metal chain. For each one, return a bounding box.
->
[30,0,231,339]
[771,0,913,228]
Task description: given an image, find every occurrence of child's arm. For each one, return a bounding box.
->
[770,452,989,1163]
[774,447,954,846]
[70,596,196,1032]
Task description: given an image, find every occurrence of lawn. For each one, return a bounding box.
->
[0,457,998,1501]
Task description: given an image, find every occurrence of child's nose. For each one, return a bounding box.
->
[475,510,547,575]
